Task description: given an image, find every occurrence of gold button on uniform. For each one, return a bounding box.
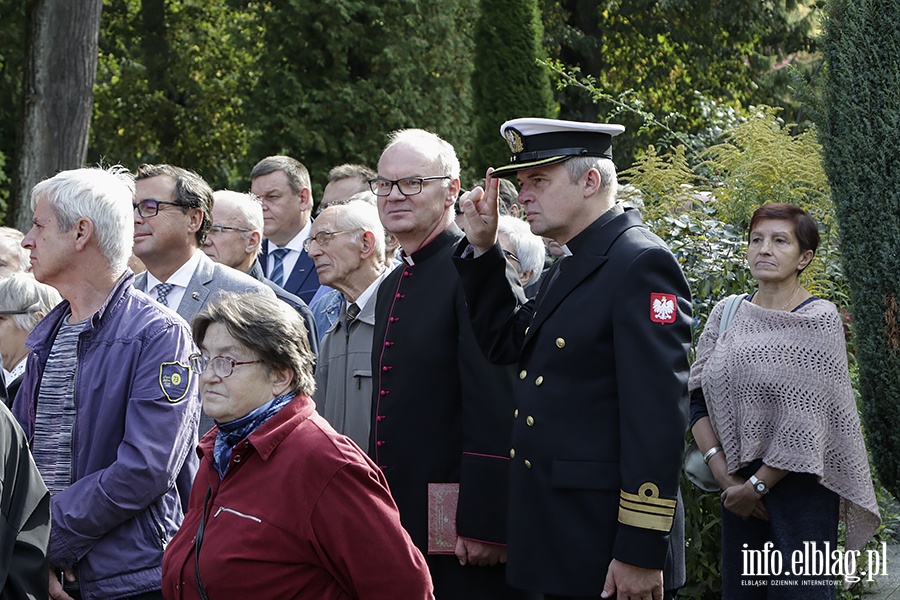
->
[535,376,544,386]
[509,448,516,459]
[556,337,566,348]
[525,327,530,335]
[526,416,535,426]
[524,460,533,469]
[514,409,519,418]
[519,370,527,380]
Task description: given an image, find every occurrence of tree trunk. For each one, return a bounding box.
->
[12,0,102,231]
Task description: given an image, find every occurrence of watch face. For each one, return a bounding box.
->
[755,482,766,493]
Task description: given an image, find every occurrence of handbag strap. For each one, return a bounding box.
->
[718,294,748,336]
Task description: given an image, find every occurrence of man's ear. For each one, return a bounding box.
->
[73,218,95,251]
[246,230,262,255]
[582,168,602,198]
[445,178,461,209]
[187,208,204,234]
[299,188,312,212]
[360,230,376,259]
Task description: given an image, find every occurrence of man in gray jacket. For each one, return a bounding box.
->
[311,201,389,448]
[131,164,275,435]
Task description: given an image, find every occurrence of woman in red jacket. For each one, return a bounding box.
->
[162,293,433,600]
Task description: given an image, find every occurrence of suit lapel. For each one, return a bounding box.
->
[177,254,213,323]
[526,208,643,341]
[133,271,149,293]
[282,249,314,296]
[260,240,270,277]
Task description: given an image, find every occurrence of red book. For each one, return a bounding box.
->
[427,483,459,554]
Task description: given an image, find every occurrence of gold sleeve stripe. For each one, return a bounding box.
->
[619,498,675,517]
[620,490,676,509]
[618,507,674,532]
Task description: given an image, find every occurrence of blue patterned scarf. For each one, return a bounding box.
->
[213,391,296,478]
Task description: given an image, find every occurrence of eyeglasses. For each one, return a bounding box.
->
[189,353,261,378]
[502,249,520,265]
[209,224,250,235]
[368,176,451,197]
[133,199,184,218]
[302,229,363,251]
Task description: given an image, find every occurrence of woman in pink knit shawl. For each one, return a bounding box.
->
[688,203,879,598]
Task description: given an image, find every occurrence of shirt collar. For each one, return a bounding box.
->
[354,270,387,312]
[269,220,312,254]
[145,250,203,291]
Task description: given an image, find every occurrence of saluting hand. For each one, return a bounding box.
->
[459,168,501,254]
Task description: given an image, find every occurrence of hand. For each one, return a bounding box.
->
[601,559,663,600]
[455,537,507,567]
[49,567,76,600]
[459,168,500,254]
[721,481,767,520]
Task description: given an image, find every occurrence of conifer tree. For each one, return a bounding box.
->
[469,0,555,179]
[822,0,900,497]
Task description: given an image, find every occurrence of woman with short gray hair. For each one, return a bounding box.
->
[0,272,62,404]
[162,292,433,599]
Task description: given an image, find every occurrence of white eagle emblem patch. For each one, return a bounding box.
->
[650,293,677,324]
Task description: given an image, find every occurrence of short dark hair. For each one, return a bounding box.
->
[136,164,213,246]
[749,203,820,255]
[250,156,311,192]
[192,293,315,396]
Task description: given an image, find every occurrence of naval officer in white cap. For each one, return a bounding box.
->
[454,118,692,600]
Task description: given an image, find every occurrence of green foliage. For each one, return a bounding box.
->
[469,0,555,176]
[622,106,847,329]
[90,0,260,187]
[246,0,479,195]
[539,0,824,169]
[0,0,28,223]
[821,0,900,503]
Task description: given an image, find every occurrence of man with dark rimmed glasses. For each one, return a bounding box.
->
[369,129,536,600]
[132,164,274,435]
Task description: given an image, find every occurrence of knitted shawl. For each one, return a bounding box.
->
[689,297,880,550]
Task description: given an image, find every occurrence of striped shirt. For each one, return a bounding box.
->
[33,315,83,495]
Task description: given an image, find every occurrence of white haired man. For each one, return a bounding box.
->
[496,215,545,296]
[370,129,534,599]
[310,200,389,448]
[0,226,30,277]
[202,190,318,354]
[15,167,200,600]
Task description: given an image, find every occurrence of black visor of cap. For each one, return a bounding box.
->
[491,129,614,178]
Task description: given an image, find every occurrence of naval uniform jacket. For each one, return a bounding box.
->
[371,224,515,553]
[454,205,692,596]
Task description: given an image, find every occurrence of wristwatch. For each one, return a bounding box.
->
[749,475,769,495]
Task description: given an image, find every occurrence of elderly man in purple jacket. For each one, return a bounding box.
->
[14,167,200,600]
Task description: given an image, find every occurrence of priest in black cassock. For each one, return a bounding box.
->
[369,129,537,600]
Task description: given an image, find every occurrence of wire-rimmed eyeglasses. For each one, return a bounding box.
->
[209,224,250,235]
[189,353,261,379]
[502,249,521,265]
[302,229,363,251]
[133,199,185,218]
[368,176,451,197]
